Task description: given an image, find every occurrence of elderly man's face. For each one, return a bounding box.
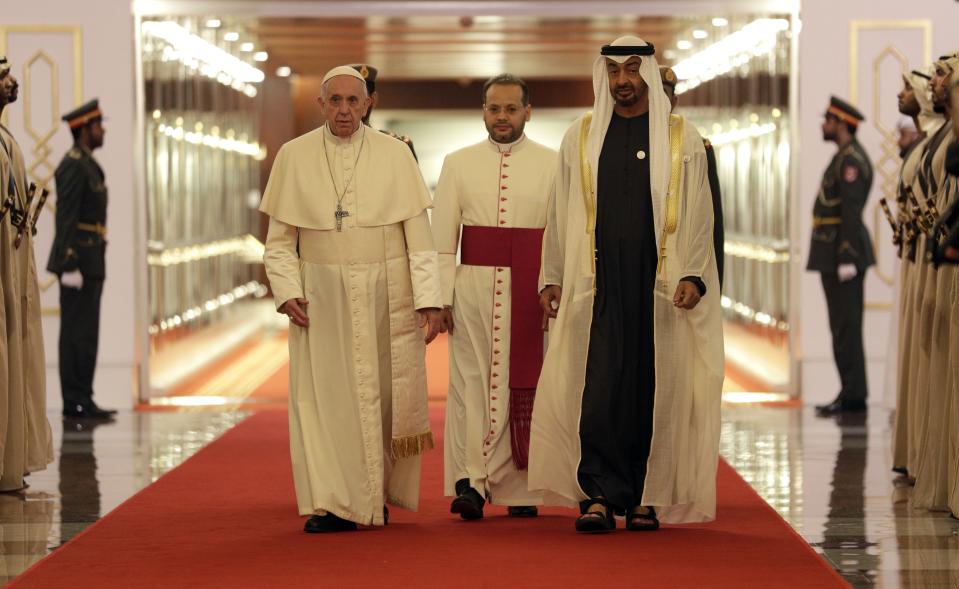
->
[897,81,919,117]
[0,69,19,105]
[606,57,646,108]
[320,76,370,138]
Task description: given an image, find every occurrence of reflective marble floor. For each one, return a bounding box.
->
[1,405,958,587]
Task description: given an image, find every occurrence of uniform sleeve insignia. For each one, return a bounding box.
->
[843,165,859,183]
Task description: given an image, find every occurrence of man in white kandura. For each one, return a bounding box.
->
[260,65,445,534]
[432,74,557,520]
[529,36,724,533]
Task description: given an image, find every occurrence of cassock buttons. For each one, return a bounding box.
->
[637,150,646,160]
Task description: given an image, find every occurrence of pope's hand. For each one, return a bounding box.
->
[279,298,310,328]
[539,285,562,331]
[837,264,858,282]
[419,308,445,344]
[439,306,455,334]
[673,280,701,310]
[60,270,83,290]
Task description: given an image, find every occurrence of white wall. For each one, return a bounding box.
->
[796,2,958,406]
[3,1,138,411]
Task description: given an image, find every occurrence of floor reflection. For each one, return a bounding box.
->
[722,405,959,589]
[0,410,246,584]
[1,405,958,586]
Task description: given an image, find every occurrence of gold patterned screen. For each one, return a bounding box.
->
[0,25,83,315]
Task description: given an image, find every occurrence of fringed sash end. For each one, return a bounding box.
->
[391,430,435,459]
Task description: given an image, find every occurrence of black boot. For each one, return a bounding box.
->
[450,478,485,520]
[815,395,866,416]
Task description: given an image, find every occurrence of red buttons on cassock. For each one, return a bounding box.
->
[501,186,508,190]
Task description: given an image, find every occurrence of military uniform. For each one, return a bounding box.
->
[660,65,725,287]
[807,97,875,412]
[46,99,112,418]
[350,63,417,160]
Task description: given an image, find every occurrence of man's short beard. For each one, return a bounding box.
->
[614,95,638,107]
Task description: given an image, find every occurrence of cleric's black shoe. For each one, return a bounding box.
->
[62,403,115,420]
[451,478,485,520]
[304,513,357,533]
[815,398,866,416]
[507,506,538,518]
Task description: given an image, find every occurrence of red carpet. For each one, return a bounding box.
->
[9,408,847,588]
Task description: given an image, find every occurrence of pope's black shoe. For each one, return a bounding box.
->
[304,513,357,533]
[450,478,485,520]
[507,506,538,518]
[62,402,116,420]
[815,397,866,416]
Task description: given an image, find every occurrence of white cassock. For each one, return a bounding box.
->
[528,36,724,524]
[431,135,557,504]
[0,123,53,492]
[260,122,442,526]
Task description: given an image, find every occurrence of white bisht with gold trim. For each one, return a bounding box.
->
[528,36,724,524]
[260,121,441,526]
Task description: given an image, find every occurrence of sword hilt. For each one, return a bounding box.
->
[28,187,50,236]
[879,198,900,245]
[13,182,37,249]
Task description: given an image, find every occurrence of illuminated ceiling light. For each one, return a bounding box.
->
[223,31,239,42]
[692,29,708,39]
[663,49,677,60]
[239,42,254,52]
[673,18,789,93]
[142,21,265,83]
[676,40,693,50]
[275,66,292,77]
[253,51,268,62]
[712,17,729,27]
[206,19,221,29]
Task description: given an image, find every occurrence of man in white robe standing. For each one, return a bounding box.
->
[432,74,556,520]
[528,36,724,533]
[261,66,444,533]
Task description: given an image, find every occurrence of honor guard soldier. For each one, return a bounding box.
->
[47,99,116,419]
[350,63,418,160]
[808,96,875,416]
[660,65,725,287]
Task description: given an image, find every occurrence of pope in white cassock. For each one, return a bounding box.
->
[529,36,724,533]
[260,66,445,533]
[431,74,557,520]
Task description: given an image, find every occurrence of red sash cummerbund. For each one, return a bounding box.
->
[460,225,545,391]
[460,225,544,470]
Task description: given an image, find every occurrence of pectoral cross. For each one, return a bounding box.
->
[335,203,351,232]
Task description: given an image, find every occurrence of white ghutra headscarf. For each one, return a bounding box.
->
[585,35,672,247]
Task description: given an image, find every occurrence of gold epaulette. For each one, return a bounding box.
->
[67,148,82,160]
[703,138,712,149]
